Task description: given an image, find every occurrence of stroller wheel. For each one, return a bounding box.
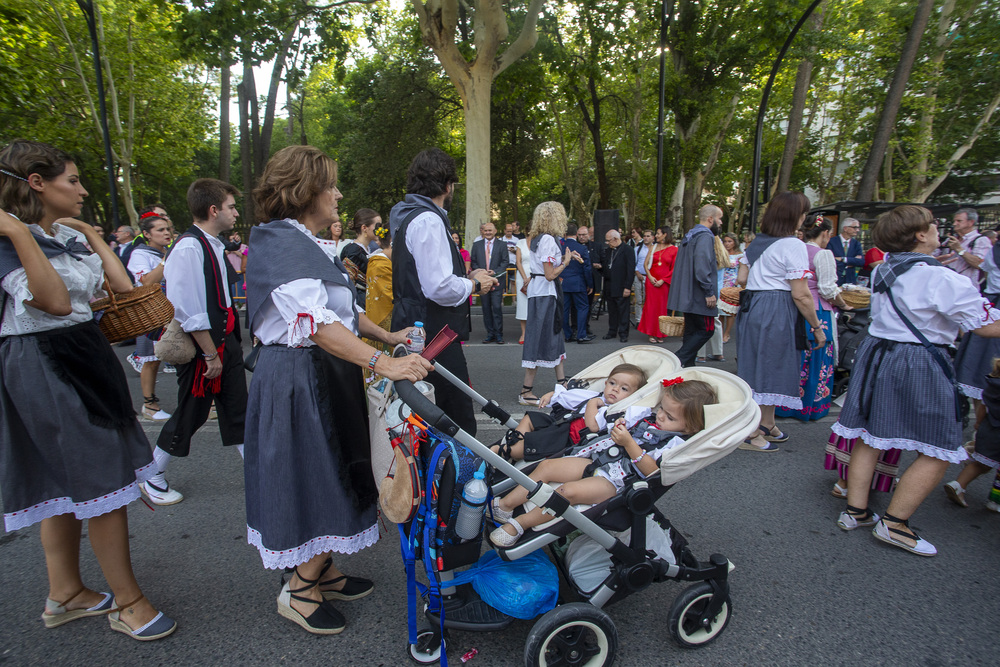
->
[408,629,442,664]
[524,602,617,667]
[668,582,732,648]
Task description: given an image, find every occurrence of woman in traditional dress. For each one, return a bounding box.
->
[636,226,677,343]
[719,233,742,342]
[736,191,826,452]
[365,219,393,332]
[0,140,174,640]
[245,145,431,634]
[777,217,850,422]
[340,208,379,307]
[519,201,575,405]
[832,205,1000,556]
[126,213,173,420]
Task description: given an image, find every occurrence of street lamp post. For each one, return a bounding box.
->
[76,0,121,230]
[749,0,823,232]
[654,0,674,230]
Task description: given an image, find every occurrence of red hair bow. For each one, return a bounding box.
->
[661,377,684,387]
[139,211,160,220]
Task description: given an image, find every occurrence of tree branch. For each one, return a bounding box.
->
[495,0,545,76]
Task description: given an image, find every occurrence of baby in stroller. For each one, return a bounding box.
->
[493,363,650,462]
[489,378,718,546]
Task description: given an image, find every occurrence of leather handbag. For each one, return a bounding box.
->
[153,318,196,365]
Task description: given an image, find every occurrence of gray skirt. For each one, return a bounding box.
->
[833,336,967,463]
[522,295,566,369]
[244,345,379,569]
[735,289,803,409]
[954,331,1000,400]
[0,330,155,532]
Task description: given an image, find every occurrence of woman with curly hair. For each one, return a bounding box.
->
[519,201,577,405]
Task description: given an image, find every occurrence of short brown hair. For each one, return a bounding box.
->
[0,140,74,225]
[871,205,933,253]
[760,192,810,238]
[253,146,335,223]
[351,208,379,235]
[188,178,241,222]
[608,363,648,389]
[662,379,718,434]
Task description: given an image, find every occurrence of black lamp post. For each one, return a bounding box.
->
[654,0,674,230]
[748,0,824,231]
[76,0,121,230]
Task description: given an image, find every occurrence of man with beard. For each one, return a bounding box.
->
[389,149,497,435]
[667,204,721,367]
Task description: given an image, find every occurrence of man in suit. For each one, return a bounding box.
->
[562,224,595,343]
[470,221,510,343]
[577,225,599,335]
[602,229,636,342]
[667,204,720,367]
[828,217,864,285]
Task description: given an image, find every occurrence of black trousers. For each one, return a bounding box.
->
[157,329,248,456]
[676,313,716,367]
[480,287,504,340]
[427,339,477,437]
[607,296,630,337]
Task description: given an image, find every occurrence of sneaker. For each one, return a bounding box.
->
[162,364,176,374]
[141,479,184,506]
[127,353,143,373]
[943,480,968,508]
[872,518,936,557]
[986,500,1000,513]
[837,508,880,531]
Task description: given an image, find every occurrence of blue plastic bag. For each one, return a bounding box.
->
[450,550,559,619]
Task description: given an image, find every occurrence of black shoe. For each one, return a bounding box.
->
[620,335,629,342]
[566,335,577,342]
[482,337,495,344]
[581,333,596,342]
[602,333,616,340]
[496,338,505,345]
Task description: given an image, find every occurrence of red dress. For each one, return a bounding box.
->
[637,245,678,337]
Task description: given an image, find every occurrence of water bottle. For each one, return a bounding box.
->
[407,321,425,354]
[454,471,488,540]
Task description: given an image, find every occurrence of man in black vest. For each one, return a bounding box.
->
[389,149,497,435]
[601,229,635,342]
[146,179,248,506]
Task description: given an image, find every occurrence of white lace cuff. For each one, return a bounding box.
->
[286,306,340,347]
[958,304,1000,333]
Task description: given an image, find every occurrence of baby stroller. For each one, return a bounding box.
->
[832,308,871,398]
[386,342,759,666]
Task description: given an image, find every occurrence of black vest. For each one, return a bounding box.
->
[391,205,470,341]
[175,224,238,347]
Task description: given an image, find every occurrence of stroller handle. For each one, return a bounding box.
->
[394,378,460,436]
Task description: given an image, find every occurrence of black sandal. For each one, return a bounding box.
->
[277,566,346,634]
[518,385,540,406]
[494,430,524,460]
[316,558,374,601]
[873,512,937,556]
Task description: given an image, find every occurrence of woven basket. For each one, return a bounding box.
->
[659,315,685,337]
[840,289,871,309]
[720,287,741,306]
[91,283,174,344]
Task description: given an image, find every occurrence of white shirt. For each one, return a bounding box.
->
[163,225,232,333]
[405,211,473,306]
[0,223,105,335]
[636,244,650,276]
[254,220,359,347]
[807,243,841,305]
[527,234,561,298]
[868,260,999,345]
[740,237,810,291]
[127,246,164,286]
[982,249,1000,295]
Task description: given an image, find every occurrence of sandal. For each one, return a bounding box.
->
[831,482,848,499]
[277,567,346,634]
[107,594,177,641]
[489,518,524,547]
[837,504,880,531]
[518,385,540,406]
[141,395,171,421]
[737,439,779,452]
[872,513,936,556]
[648,336,658,343]
[762,425,789,443]
[42,587,113,629]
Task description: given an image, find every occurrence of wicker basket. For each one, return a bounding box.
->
[659,315,685,337]
[91,283,175,344]
[720,287,741,306]
[840,289,871,309]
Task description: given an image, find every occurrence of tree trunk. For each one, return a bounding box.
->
[220,65,231,183]
[464,70,492,242]
[260,23,299,165]
[776,7,823,193]
[855,0,935,201]
[577,75,609,210]
[237,76,255,225]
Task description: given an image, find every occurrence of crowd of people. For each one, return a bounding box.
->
[1,136,998,648]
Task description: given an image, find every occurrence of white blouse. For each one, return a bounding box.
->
[0,223,105,335]
[868,260,999,345]
[254,220,360,348]
[807,243,841,304]
[527,234,561,298]
[163,227,232,333]
[405,210,474,307]
[740,237,810,291]
[127,246,165,285]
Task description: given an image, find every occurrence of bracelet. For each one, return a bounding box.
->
[368,351,382,373]
[630,453,646,464]
[203,351,218,361]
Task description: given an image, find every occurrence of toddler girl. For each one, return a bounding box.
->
[489,378,718,546]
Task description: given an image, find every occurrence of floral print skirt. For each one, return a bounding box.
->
[776,308,835,421]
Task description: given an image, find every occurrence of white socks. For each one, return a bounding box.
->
[236,444,244,459]
[148,446,173,487]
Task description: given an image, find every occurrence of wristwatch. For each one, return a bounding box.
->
[472,278,481,293]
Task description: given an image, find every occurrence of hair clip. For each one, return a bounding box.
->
[139,211,160,220]
[661,377,684,387]
[0,168,27,182]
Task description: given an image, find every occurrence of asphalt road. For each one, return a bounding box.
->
[0,308,996,666]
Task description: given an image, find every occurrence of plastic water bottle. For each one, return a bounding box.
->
[407,321,425,354]
[455,472,488,540]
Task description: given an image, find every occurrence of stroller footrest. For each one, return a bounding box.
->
[427,595,514,631]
